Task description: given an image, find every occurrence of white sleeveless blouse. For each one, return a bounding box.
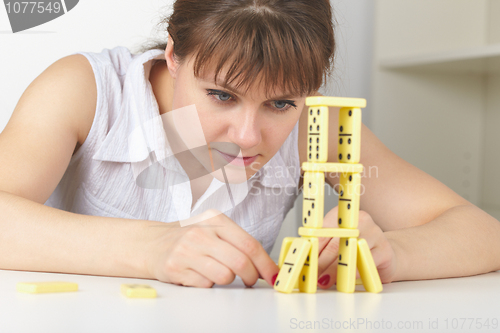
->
[44,46,302,253]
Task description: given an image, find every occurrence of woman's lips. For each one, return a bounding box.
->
[214,149,258,167]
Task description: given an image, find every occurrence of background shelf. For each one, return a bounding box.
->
[380,44,500,74]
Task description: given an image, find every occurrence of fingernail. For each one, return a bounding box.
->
[318,274,330,286]
[271,273,278,286]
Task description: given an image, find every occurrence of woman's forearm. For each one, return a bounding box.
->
[0,190,163,279]
[386,204,500,281]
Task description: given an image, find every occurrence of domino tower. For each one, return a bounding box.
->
[273,96,383,294]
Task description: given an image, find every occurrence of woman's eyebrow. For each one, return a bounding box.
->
[200,78,297,100]
[199,77,244,95]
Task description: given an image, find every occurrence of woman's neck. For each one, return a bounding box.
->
[149,60,174,116]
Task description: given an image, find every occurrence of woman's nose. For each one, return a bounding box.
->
[228,109,262,152]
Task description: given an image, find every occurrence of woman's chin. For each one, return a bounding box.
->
[210,167,250,184]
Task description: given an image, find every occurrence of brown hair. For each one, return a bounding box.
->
[147,0,335,98]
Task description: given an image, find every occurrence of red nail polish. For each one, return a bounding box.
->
[271,273,278,285]
[318,274,330,286]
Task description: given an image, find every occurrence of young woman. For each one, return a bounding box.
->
[0,0,499,289]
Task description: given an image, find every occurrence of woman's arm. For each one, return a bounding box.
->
[0,189,155,278]
[0,186,279,286]
[387,204,500,281]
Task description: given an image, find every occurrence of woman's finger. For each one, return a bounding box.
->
[317,237,339,276]
[204,237,259,287]
[172,268,215,288]
[370,241,397,283]
[322,205,339,228]
[317,258,339,289]
[212,215,278,286]
[190,255,236,286]
[317,206,340,253]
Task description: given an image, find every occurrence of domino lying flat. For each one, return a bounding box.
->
[16,281,78,294]
[16,281,158,298]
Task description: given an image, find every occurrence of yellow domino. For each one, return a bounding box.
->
[338,172,362,229]
[298,237,319,294]
[121,284,157,298]
[298,227,359,238]
[302,172,325,228]
[278,237,295,268]
[16,281,78,294]
[306,96,367,108]
[278,238,300,289]
[302,162,364,174]
[274,238,311,294]
[307,106,329,162]
[336,237,358,293]
[338,107,362,163]
[357,239,383,293]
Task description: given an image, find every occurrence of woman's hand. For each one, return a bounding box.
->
[316,206,397,289]
[144,209,279,288]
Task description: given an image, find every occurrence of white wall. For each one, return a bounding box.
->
[322,0,375,127]
[369,0,500,217]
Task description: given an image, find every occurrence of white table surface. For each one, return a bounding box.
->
[0,269,499,333]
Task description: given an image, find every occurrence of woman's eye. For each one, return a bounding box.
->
[206,90,234,103]
[273,101,288,109]
[271,100,296,112]
[206,89,297,113]
[218,93,232,101]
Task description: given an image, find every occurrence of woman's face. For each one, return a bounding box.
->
[164,44,306,184]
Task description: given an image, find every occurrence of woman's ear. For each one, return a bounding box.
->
[164,34,179,79]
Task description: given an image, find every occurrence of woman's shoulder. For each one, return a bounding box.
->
[0,53,97,203]
[77,46,133,69]
[67,46,137,154]
[47,54,98,149]
[75,47,134,87]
